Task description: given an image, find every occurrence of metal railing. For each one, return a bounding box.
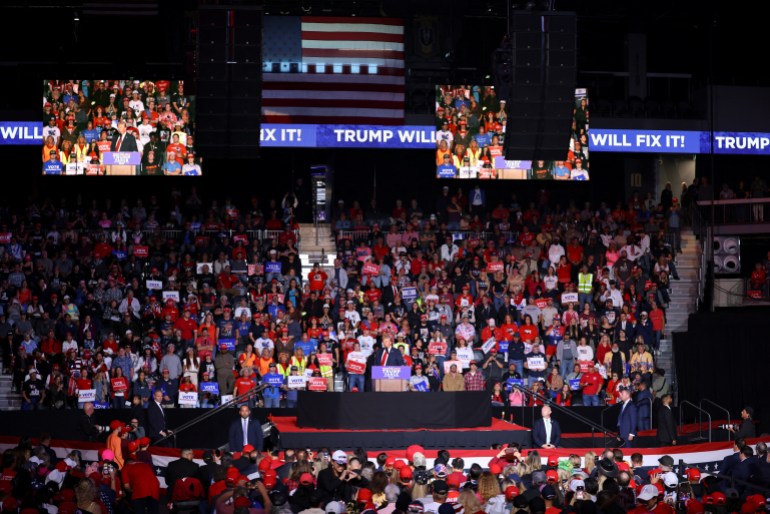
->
[696,197,770,225]
[679,400,712,443]
[700,399,731,441]
[509,383,619,448]
[153,384,266,447]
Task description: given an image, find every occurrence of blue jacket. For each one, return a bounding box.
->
[617,400,638,445]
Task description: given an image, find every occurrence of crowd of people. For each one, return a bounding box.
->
[41,80,202,176]
[434,85,589,180]
[0,182,686,421]
[2,435,769,514]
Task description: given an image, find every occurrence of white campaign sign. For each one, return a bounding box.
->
[288,376,307,390]
[78,389,96,402]
[178,392,199,406]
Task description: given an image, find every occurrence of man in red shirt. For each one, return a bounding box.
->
[174,309,198,346]
[579,364,603,406]
[122,456,161,514]
[233,368,257,407]
[307,263,328,292]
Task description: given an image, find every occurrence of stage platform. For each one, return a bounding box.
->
[273,416,531,450]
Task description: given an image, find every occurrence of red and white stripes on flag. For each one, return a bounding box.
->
[262,17,405,125]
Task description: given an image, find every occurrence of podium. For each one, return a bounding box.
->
[372,366,410,392]
[103,151,140,176]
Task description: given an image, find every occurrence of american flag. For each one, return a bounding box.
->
[261,16,405,125]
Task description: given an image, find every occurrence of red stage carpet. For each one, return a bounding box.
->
[270,416,531,450]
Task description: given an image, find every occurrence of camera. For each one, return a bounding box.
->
[717,424,737,431]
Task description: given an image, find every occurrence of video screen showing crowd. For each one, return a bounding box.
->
[435,86,589,181]
[41,80,202,176]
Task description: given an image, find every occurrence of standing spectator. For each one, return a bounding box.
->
[464,361,485,391]
[122,453,161,514]
[616,385,638,448]
[656,394,676,446]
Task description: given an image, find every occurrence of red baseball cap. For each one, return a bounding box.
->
[505,486,520,501]
[399,466,413,480]
[357,488,373,502]
[262,469,277,488]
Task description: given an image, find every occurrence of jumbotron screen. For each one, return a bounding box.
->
[434,85,589,180]
[41,80,201,176]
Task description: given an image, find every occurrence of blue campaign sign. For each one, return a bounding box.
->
[265,261,282,274]
[200,382,220,394]
[264,374,284,387]
[712,132,770,155]
[93,402,110,409]
[112,250,127,260]
[42,161,63,175]
[505,378,523,390]
[401,287,417,301]
[498,341,509,354]
[219,338,236,351]
[0,122,43,145]
[569,379,581,391]
[413,381,428,392]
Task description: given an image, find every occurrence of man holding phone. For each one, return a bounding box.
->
[317,450,350,503]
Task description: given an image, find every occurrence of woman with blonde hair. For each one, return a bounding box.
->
[75,478,103,514]
[583,451,597,475]
[458,489,485,514]
[478,471,502,503]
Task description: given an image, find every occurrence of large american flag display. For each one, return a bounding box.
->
[261,16,405,125]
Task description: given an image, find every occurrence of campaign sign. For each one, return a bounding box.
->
[112,250,127,260]
[346,357,367,375]
[488,261,504,273]
[317,354,333,367]
[265,261,282,274]
[93,402,110,409]
[288,376,307,389]
[481,338,497,354]
[179,392,198,406]
[102,151,142,165]
[401,287,418,302]
[162,291,180,302]
[78,389,96,402]
[498,341,510,354]
[1,121,43,145]
[413,381,428,392]
[456,347,474,367]
[506,378,524,390]
[578,360,593,373]
[264,375,284,387]
[110,377,128,393]
[534,298,548,310]
[443,360,462,374]
[220,395,234,405]
[133,245,149,258]
[362,262,380,276]
[219,338,236,351]
[0,233,11,244]
[527,356,546,371]
[308,377,328,391]
[146,280,163,290]
[428,341,447,356]
[569,379,581,391]
[561,292,578,304]
[200,382,220,395]
[371,366,411,380]
[196,262,213,274]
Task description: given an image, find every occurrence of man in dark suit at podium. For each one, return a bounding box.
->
[375,336,405,367]
[111,121,139,152]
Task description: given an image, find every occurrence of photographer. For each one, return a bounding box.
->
[726,406,756,440]
[316,450,352,503]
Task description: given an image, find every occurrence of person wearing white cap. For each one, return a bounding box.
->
[317,450,351,503]
[634,484,663,512]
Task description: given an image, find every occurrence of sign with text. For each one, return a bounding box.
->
[317,353,333,367]
[260,124,437,149]
[488,261,504,273]
[526,356,546,371]
[265,261,282,274]
[133,245,149,258]
[561,292,579,304]
[264,374,284,387]
[200,382,220,395]
[569,379,581,391]
[371,366,411,380]
[308,377,328,391]
[146,280,163,290]
[78,389,96,402]
[110,377,128,393]
[102,152,142,165]
[428,341,447,356]
[1,122,43,145]
[287,375,307,389]
[362,262,380,276]
[456,347,474,367]
[178,391,199,406]
[401,287,418,302]
[346,352,367,375]
[481,338,497,354]
[219,338,236,351]
[162,291,180,303]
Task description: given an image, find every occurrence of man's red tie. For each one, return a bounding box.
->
[381,350,388,366]
[116,136,122,151]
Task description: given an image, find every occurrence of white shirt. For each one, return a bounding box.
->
[242,417,249,446]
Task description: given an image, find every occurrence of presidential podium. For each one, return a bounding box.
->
[372,366,409,392]
[103,151,140,176]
